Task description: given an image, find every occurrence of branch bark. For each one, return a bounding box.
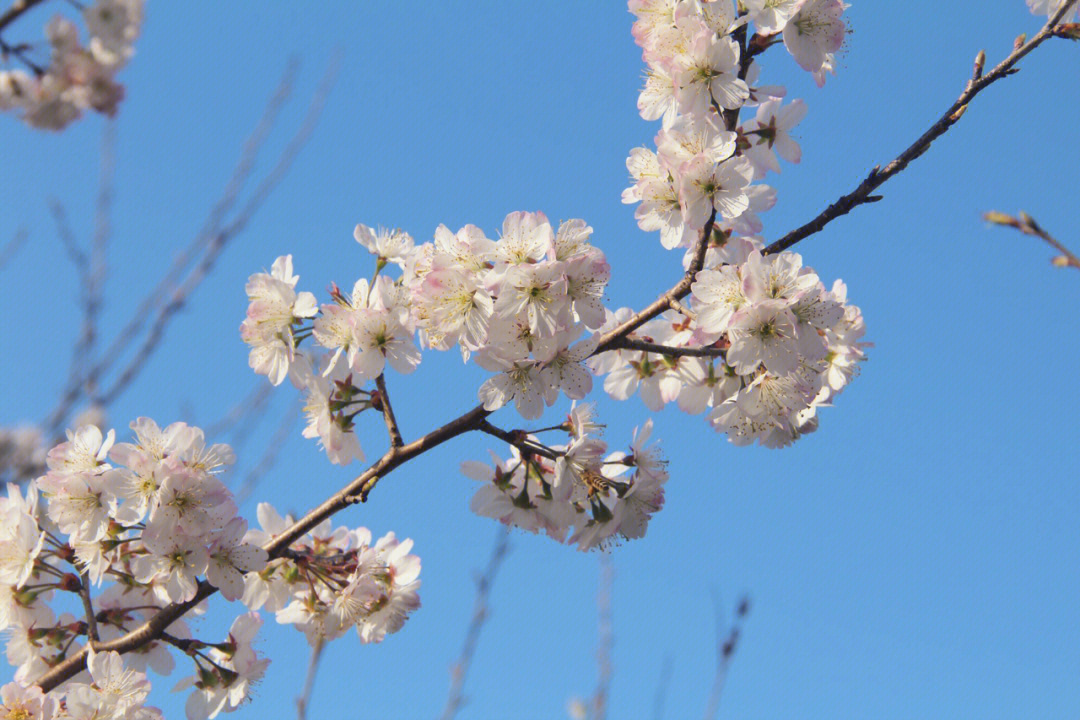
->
[764,0,1080,256]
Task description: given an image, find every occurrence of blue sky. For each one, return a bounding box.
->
[2,2,1079,718]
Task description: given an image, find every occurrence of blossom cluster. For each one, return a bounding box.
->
[0,0,143,130]
[590,240,866,447]
[242,503,421,646]
[240,210,612,467]
[0,419,421,718]
[464,406,668,551]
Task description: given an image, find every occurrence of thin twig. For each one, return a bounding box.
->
[0,0,48,35]
[234,396,302,507]
[702,595,750,720]
[984,210,1080,271]
[590,554,614,720]
[0,227,28,271]
[374,374,404,447]
[439,526,511,720]
[651,656,674,720]
[764,0,1080,256]
[92,55,340,409]
[295,636,325,720]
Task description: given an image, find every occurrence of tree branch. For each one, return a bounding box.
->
[0,0,47,35]
[295,636,325,720]
[439,526,511,720]
[764,0,1080,256]
[606,338,726,359]
[985,210,1080,271]
[373,374,404,447]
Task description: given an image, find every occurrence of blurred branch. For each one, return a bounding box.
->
[439,526,511,720]
[295,636,325,720]
[93,54,341,410]
[702,594,750,720]
[43,54,340,436]
[0,227,29,271]
[651,656,673,720]
[590,555,614,720]
[984,210,1080,271]
[0,0,48,34]
[764,0,1080,256]
[233,395,302,507]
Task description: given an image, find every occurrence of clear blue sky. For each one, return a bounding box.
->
[2,2,1079,718]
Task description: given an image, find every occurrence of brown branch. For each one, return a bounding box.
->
[764,0,1080,256]
[373,374,404,448]
[606,338,726,359]
[476,419,561,461]
[985,210,1080,271]
[77,571,99,645]
[0,0,47,35]
[439,526,511,720]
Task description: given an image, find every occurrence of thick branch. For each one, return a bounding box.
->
[439,527,511,720]
[764,1,1080,256]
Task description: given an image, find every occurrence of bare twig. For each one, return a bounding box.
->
[0,227,29,271]
[651,656,674,720]
[984,210,1080,271]
[0,0,48,35]
[91,55,340,411]
[439,526,511,720]
[374,374,404,448]
[590,555,614,720]
[234,396,302,507]
[295,637,325,720]
[764,1,1080,256]
[702,595,750,720]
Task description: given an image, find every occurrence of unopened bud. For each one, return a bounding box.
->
[1014,33,1027,51]
[1055,23,1080,40]
[59,573,82,592]
[1052,255,1070,267]
[982,211,1018,227]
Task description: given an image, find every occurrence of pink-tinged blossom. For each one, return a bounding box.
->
[476,357,546,420]
[744,0,802,33]
[692,264,748,334]
[1027,0,1080,19]
[354,224,415,266]
[134,531,209,603]
[679,155,754,228]
[742,98,807,178]
[726,300,800,376]
[0,681,58,720]
[783,0,848,74]
[206,518,268,601]
[240,255,318,386]
[673,31,749,114]
[350,310,421,380]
